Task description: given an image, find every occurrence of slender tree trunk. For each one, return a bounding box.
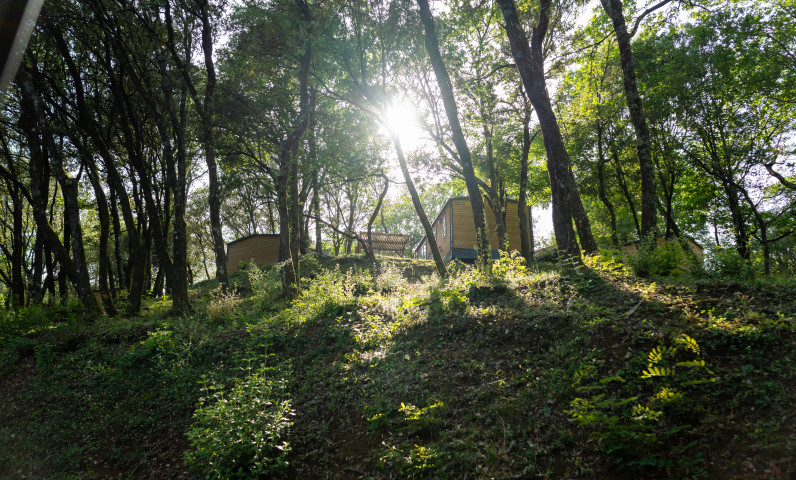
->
[279,0,312,298]
[417,0,491,269]
[344,186,358,254]
[59,213,70,303]
[109,188,126,291]
[597,125,619,248]
[83,149,118,316]
[610,141,642,238]
[197,0,229,291]
[482,123,507,250]
[0,177,25,306]
[518,105,534,263]
[600,0,657,239]
[363,174,389,266]
[724,183,749,260]
[391,132,447,278]
[17,69,99,315]
[30,234,44,304]
[496,0,583,260]
[158,50,190,312]
[738,185,768,274]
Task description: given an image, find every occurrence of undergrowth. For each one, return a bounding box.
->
[0,253,793,479]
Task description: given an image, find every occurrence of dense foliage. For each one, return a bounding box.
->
[1,255,794,478]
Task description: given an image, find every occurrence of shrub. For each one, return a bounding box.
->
[207,287,243,322]
[248,266,282,311]
[374,263,407,293]
[185,361,294,479]
[704,246,756,279]
[492,250,528,282]
[287,267,365,323]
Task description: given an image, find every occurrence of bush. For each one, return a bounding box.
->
[492,250,528,282]
[185,361,294,479]
[207,287,243,322]
[288,267,365,323]
[248,266,282,312]
[704,246,756,279]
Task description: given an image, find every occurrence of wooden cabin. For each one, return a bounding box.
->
[226,234,281,274]
[621,235,704,265]
[354,232,412,257]
[413,197,531,263]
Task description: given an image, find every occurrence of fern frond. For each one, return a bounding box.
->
[675,360,706,368]
[641,366,674,378]
[677,334,701,355]
[648,346,676,364]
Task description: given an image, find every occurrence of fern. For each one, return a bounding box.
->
[647,346,677,364]
[642,365,675,378]
[677,334,701,355]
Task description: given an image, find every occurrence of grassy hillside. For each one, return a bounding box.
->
[0,254,793,479]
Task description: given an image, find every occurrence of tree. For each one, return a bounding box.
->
[496,0,598,260]
[416,0,492,269]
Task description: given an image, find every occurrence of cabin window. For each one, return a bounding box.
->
[422,243,427,259]
[442,213,447,238]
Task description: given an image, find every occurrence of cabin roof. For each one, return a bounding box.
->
[227,233,280,247]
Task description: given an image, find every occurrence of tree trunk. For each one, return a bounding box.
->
[496,0,583,260]
[723,183,749,260]
[518,104,535,264]
[158,47,190,312]
[280,0,312,298]
[197,0,229,292]
[109,188,126,292]
[17,69,99,315]
[417,0,491,269]
[391,132,448,278]
[83,148,118,316]
[482,123,508,250]
[597,125,619,248]
[610,140,642,238]
[363,174,390,266]
[599,0,657,239]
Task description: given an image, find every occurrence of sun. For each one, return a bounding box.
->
[383,102,424,152]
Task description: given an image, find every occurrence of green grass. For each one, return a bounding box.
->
[0,254,793,479]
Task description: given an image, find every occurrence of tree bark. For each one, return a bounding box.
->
[482,122,508,250]
[363,174,390,266]
[597,125,619,248]
[496,0,583,260]
[157,44,190,312]
[599,0,657,239]
[610,138,642,238]
[518,113,534,263]
[82,145,118,316]
[417,0,491,269]
[0,147,26,306]
[279,0,312,299]
[196,0,228,291]
[391,132,448,278]
[17,69,99,315]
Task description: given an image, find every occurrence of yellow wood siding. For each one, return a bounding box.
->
[431,205,452,260]
[227,236,281,274]
[450,199,529,253]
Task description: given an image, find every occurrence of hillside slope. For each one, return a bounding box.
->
[1,255,793,479]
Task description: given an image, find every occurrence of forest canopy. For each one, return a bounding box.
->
[0,0,794,313]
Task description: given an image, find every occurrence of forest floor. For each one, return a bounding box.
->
[0,254,794,479]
